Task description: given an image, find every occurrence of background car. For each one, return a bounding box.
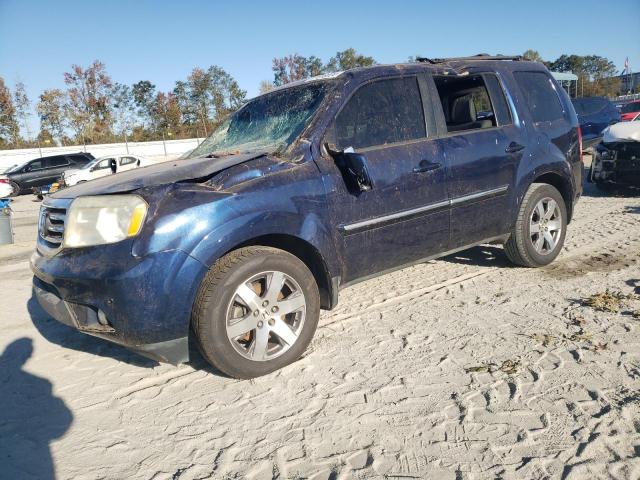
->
[0,178,15,198]
[619,100,640,121]
[571,96,620,147]
[62,154,151,187]
[0,152,94,195]
[590,121,640,190]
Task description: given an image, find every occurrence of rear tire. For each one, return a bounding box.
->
[192,246,320,379]
[9,182,20,197]
[504,183,567,267]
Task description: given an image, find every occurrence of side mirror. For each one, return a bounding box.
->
[326,144,373,193]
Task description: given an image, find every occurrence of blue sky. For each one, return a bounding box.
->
[1,0,639,132]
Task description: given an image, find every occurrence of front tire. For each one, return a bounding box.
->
[192,246,320,379]
[504,183,567,267]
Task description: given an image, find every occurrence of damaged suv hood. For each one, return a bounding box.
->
[603,122,640,143]
[51,151,268,199]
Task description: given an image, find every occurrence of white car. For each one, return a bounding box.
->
[0,178,15,198]
[63,155,151,187]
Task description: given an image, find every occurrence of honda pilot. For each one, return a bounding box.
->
[31,55,582,378]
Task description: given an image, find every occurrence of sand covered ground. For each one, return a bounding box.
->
[1,172,639,479]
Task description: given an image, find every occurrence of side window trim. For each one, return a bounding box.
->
[482,72,514,127]
[495,71,521,128]
[325,74,431,152]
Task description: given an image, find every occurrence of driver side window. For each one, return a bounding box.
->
[26,159,43,172]
[330,76,426,151]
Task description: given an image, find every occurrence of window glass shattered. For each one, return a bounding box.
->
[188,82,330,159]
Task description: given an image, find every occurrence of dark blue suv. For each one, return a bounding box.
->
[31,55,582,378]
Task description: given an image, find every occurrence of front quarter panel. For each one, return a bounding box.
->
[133,160,339,279]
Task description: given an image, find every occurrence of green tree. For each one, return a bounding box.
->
[325,48,375,72]
[549,54,619,97]
[111,83,135,144]
[132,80,157,129]
[271,48,376,86]
[37,89,67,146]
[63,60,113,143]
[522,49,544,63]
[174,66,246,135]
[13,81,31,146]
[0,77,19,147]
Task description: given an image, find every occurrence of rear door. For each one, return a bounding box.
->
[430,72,526,248]
[90,158,117,179]
[46,156,71,183]
[320,75,450,282]
[119,156,140,171]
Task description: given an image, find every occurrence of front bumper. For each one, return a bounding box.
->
[30,243,208,364]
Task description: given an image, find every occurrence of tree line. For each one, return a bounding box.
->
[0,48,624,150]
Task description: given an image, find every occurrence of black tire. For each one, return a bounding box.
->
[192,246,320,379]
[504,183,567,267]
[9,181,20,197]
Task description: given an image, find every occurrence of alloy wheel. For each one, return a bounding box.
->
[529,197,562,255]
[225,271,306,361]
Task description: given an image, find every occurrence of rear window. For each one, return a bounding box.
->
[513,72,564,123]
[47,157,69,167]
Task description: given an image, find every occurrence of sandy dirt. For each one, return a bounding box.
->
[1,169,639,479]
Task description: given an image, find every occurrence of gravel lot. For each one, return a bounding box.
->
[1,166,639,479]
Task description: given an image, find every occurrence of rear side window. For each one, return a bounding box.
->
[433,73,510,133]
[120,156,138,166]
[513,72,564,123]
[47,157,69,167]
[333,77,426,150]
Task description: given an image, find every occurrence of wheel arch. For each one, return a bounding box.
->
[228,233,337,311]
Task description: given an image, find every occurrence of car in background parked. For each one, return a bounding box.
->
[619,100,640,122]
[590,121,640,190]
[571,96,620,147]
[0,152,95,195]
[0,178,15,198]
[62,155,150,187]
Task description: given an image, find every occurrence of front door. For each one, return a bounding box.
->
[321,75,450,283]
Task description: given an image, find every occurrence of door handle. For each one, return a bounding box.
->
[505,142,525,154]
[413,160,442,173]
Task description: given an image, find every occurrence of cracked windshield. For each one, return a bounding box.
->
[187,82,331,159]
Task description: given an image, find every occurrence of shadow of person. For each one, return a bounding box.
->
[28,288,158,368]
[0,338,73,480]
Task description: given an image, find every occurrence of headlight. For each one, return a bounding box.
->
[64,195,148,248]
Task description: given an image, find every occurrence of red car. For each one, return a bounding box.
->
[619,100,640,121]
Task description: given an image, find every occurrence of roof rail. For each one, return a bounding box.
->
[416,54,523,64]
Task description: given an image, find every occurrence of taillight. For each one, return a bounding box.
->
[577,126,583,163]
[0,178,9,184]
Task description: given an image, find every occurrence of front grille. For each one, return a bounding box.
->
[40,206,67,248]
